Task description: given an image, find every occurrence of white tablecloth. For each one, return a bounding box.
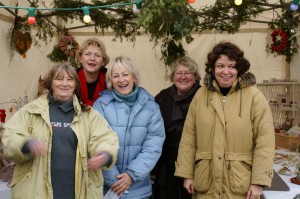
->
[0,180,11,199]
[263,150,300,199]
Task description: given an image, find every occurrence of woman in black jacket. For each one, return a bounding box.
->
[152,56,201,199]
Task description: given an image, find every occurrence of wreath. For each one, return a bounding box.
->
[266,28,299,63]
[59,34,79,58]
[270,29,288,52]
[47,34,79,68]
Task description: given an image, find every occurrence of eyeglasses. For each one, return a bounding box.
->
[174,72,194,77]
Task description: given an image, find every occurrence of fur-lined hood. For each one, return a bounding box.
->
[203,72,257,117]
[204,72,256,91]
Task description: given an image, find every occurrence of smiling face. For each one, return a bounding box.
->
[111,65,136,95]
[51,71,75,102]
[79,45,105,74]
[173,64,196,95]
[214,54,238,88]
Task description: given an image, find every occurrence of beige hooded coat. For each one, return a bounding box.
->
[174,73,275,199]
[2,94,119,199]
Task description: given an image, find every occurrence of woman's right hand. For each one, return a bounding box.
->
[27,138,46,156]
[111,172,133,196]
[183,178,195,194]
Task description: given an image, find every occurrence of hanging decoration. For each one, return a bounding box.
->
[59,34,79,58]
[188,0,196,3]
[48,33,78,68]
[12,30,32,58]
[266,28,299,63]
[235,0,243,6]
[82,6,91,24]
[27,7,36,25]
[290,0,300,11]
[0,109,6,123]
[270,29,288,52]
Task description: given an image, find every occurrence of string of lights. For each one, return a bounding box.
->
[0,0,142,24]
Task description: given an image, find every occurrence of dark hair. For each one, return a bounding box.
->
[205,42,250,77]
[42,63,90,111]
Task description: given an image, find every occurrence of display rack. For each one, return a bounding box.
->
[257,82,300,127]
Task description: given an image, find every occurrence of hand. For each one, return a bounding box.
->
[246,184,263,199]
[183,178,194,194]
[111,172,133,195]
[88,152,110,170]
[27,138,46,156]
[151,175,157,184]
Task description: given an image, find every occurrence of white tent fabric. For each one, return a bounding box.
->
[1,0,299,121]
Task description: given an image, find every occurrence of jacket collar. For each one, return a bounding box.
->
[26,92,82,115]
[204,72,256,93]
[99,87,154,106]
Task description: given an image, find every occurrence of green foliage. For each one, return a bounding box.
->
[4,0,300,65]
[47,45,78,68]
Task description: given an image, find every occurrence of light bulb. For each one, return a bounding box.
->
[27,7,36,25]
[235,0,242,6]
[82,6,91,24]
[28,16,36,25]
[290,3,299,11]
[83,15,91,23]
[135,0,142,11]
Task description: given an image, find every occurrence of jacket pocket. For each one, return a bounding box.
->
[228,160,251,194]
[11,170,34,198]
[87,171,103,198]
[193,159,212,193]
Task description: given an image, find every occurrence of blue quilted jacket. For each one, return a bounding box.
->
[93,88,165,199]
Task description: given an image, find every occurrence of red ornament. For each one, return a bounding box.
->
[270,29,288,52]
[28,16,36,25]
[188,0,196,3]
[0,109,6,123]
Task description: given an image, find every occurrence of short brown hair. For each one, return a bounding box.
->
[42,63,90,111]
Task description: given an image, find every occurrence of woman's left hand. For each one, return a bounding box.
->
[87,152,110,170]
[246,184,263,199]
[111,172,133,195]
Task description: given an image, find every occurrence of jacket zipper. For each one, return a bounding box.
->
[122,109,131,172]
[222,96,226,109]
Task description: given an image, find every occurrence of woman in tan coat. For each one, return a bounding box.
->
[175,42,275,199]
[2,63,119,199]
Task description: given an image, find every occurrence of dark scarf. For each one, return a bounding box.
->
[78,68,106,106]
[171,81,200,121]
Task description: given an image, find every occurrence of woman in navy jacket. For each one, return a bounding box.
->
[93,56,165,199]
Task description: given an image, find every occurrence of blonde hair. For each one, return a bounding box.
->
[75,38,110,67]
[169,56,201,82]
[106,56,141,90]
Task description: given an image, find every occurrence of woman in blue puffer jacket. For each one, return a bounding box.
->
[93,56,165,199]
